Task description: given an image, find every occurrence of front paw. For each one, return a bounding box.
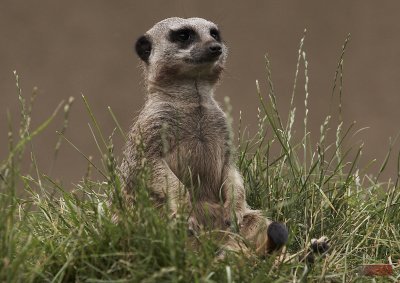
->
[223,210,243,230]
[188,215,200,236]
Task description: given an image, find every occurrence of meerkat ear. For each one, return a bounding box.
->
[135,35,152,63]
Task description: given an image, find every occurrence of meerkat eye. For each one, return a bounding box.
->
[210,28,220,41]
[178,29,191,41]
[169,28,195,45]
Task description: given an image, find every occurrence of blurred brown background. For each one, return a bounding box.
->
[1,0,400,185]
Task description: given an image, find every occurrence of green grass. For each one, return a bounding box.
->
[1,34,400,282]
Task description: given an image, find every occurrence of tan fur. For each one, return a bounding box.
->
[119,17,284,257]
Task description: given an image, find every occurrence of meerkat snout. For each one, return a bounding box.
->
[208,43,222,55]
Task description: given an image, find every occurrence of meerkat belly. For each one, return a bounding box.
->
[170,135,224,186]
[166,110,228,201]
[182,136,224,180]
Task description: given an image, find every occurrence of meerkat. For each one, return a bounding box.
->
[119,17,328,258]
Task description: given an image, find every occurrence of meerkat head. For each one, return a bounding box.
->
[135,17,227,87]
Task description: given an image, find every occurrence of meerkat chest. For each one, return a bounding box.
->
[166,103,230,188]
[187,104,227,143]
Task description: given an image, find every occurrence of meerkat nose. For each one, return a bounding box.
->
[208,43,222,56]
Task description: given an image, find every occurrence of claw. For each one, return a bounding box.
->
[310,236,330,254]
[187,227,197,237]
[305,236,330,264]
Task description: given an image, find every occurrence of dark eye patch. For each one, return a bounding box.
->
[169,27,197,48]
[210,28,221,42]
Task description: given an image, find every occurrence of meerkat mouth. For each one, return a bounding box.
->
[184,52,222,65]
[184,57,221,65]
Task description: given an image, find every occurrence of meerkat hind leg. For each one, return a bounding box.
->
[220,210,288,258]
